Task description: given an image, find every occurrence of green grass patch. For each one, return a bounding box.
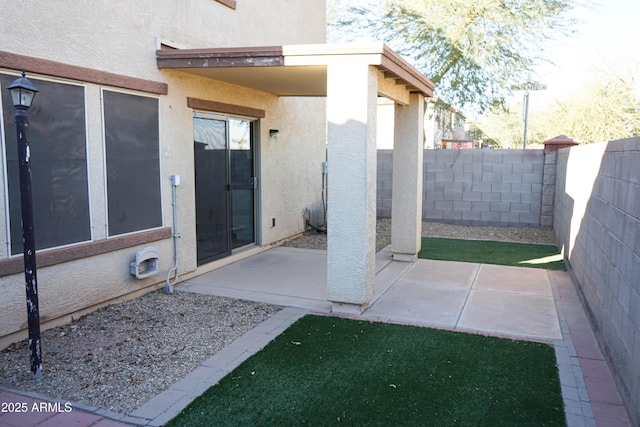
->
[419,237,565,270]
[167,315,565,426]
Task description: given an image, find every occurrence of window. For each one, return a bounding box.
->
[0,74,91,255]
[103,90,161,236]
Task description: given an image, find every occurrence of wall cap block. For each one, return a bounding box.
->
[543,134,581,152]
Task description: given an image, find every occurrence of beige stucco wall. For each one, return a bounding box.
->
[260,96,328,244]
[0,0,327,347]
[0,0,326,82]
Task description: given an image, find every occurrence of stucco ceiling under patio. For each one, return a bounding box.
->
[156,43,434,103]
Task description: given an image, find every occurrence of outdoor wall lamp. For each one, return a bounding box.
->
[269,129,279,138]
[7,69,42,380]
[8,69,38,109]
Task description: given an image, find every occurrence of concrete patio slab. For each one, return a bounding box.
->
[364,281,469,327]
[182,247,564,341]
[181,247,331,311]
[458,289,562,340]
[475,263,553,295]
[398,259,479,288]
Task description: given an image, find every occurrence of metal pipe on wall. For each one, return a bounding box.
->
[165,174,180,293]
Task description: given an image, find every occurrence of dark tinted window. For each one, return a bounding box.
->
[1,74,91,254]
[103,90,161,236]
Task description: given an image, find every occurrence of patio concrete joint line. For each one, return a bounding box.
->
[453,262,481,327]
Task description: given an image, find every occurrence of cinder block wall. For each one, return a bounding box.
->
[554,137,640,425]
[377,149,545,228]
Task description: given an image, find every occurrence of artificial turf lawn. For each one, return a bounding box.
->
[167,315,565,426]
[419,237,566,270]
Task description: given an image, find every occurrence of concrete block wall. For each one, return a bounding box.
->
[377,149,545,228]
[541,149,558,229]
[554,137,640,425]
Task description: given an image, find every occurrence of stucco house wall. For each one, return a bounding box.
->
[0,0,327,347]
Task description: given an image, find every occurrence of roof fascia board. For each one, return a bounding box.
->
[156,46,285,69]
[282,43,434,97]
[379,47,434,97]
[156,43,435,98]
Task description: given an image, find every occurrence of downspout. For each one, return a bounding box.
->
[165,174,180,293]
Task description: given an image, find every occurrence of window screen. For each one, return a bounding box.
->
[103,90,161,236]
[1,74,91,255]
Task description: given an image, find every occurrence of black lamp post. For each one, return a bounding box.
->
[7,69,42,379]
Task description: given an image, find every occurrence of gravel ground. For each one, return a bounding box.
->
[283,218,556,252]
[0,293,280,415]
[0,219,556,416]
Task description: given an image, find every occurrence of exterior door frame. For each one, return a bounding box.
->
[193,111,260,265]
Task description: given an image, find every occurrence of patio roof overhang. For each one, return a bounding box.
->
[158,43,433,313]
[156,43,434,104]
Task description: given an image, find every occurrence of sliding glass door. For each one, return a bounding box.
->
[194,114,256,264]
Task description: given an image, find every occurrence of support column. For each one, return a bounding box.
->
[326,63,378,314]
[391,93,425,261]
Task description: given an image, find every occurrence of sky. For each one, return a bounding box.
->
[529,0,640,108]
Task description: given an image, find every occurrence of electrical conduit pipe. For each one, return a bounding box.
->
[166,174,180,293]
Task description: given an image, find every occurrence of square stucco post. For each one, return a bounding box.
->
[391,93,424,261]
[326,63,378,314]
